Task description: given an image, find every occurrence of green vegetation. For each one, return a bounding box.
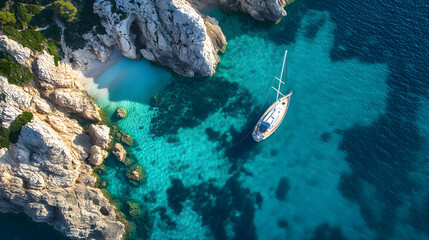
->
[0,10,16,26]
[2,0,106,55]
[40,24,61,42]
[46,40,61,66]
[2,2,63,65]
[125,201,141,219]
[9,111,33,143]
[0,52,34,85]
[29,8,54,28]
[0,0,7,9]
[63,0,106,50]
[49,0,77,22]
[0,127,10,149]
[3,26,45,51]
[10,3,42,29]
[109,0,127,22]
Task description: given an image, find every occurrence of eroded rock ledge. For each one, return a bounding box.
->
[93,0,227,77]
[0,36,124,240]
[69,0,288,76]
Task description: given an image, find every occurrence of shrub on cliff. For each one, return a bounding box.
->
[29,8,54,28]
[9,111,33,143]
[0,10,16,26]
[10,3,42,28]
[49,0,77,22]
[0,52,34,85]
[0,127,10,149]
[3,26,45,51]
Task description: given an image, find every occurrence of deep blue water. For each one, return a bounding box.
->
[2,0,429,239]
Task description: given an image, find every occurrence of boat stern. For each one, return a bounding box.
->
[252,132,263,142]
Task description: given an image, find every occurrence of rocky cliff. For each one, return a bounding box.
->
[189,0,288,21]
[219,0,288,21]
[0,36,125,240]
[92,0,227,77]
[66,0,288,76]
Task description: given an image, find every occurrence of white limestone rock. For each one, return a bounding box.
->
[112,143,126,162]
[33,52,101,122]
[0,35,33,68]
[87,124,112,149]
[219,0,288,21]
[0,39,125,240]
[94,0,227,77]
[89,145,108,166]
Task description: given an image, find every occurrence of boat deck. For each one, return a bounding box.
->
[252,94,291,142]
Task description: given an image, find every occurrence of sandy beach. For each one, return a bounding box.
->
[78,49,123,86]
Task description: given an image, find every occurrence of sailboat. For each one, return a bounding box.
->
[252,50,293,142]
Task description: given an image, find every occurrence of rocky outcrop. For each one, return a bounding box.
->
[112,143,126,163]
[89,145,108,166]
[219,0,288,21]
[0,35,33,68]
[33,51,101,122]
[94,0,227,77]
[0,37,125,240]
[66,32,116,70]
[87,124,112,149]
[115,107,127,119]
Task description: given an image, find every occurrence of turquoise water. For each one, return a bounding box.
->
[1,1,427,239]
[87,1,427,240]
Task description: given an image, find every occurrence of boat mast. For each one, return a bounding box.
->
[275,50,288,107]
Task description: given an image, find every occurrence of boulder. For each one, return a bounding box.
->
[115,107,127,119]
[88,145,108,166]
[87,124,112,149]
[112,143,126,162]
[33,52,101,122]
[0,35,33,68]
[219,0,288,21]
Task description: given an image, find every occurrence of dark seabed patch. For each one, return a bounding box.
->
[312,0,429,238]
[310,223,348,240]
[157,207,177,229]
[320,132,331,142]
[166,174,257,240]
[149,76,256,139]
[0,212,68,240]
[275,177,291,201]
[167,178,189,215]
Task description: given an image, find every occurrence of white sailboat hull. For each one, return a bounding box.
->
[252,92,292,142]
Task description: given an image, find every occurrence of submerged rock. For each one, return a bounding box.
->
[127,165,145,185]
[112,143,127,163]
[115,107,127,119]
[121,134,133,146]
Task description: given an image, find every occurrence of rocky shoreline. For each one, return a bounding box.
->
[68,0,289,77]
[0,0,290,239]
